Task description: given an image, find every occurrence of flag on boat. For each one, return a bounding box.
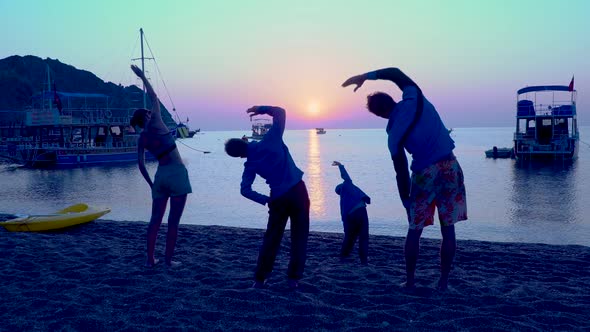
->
[568,76,574,92]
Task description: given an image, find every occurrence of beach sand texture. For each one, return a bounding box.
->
[2,220,589,331]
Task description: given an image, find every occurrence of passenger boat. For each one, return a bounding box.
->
[249,118,272,140]
[0,90,150,168]
[513,84,579,160]
[0,29,184,168]
[0,203,110,232]
[316,128,326,134]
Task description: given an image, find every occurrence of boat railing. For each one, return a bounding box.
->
[59,108,132,125]
[15,140,139,150]
[517,99,575,118]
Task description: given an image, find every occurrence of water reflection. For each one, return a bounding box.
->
[0,163,151,219]
[306,129,326,218]
[509,160,578,225]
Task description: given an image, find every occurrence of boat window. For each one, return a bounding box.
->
[542,119,552,126]
[518,119,527,133]
[72,128,83,143]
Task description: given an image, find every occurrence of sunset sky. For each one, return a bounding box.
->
[1,0,588,130]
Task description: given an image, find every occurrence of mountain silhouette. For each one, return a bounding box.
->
[0,55,176,126]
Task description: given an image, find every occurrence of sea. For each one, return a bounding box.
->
[1,127,589,246]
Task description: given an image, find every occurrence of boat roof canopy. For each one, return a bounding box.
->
[517,85,572,94]
[32,91,109,100]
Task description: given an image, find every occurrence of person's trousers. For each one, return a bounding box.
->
[254,181,310,281]
[340,207,369,264]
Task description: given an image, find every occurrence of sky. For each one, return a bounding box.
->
[1,0,589,130]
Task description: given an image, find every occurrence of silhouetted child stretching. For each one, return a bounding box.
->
[332,161,371,265]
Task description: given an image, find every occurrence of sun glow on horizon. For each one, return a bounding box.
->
[308,101,321,116]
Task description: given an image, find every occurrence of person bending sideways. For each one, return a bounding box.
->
[342,67,467,291]
[130,64,191,268]
[225,106,310,290]
[332,161,371,265]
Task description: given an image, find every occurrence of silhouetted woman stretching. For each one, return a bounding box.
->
[130,64,192,267]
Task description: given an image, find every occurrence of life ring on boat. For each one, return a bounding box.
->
[104,110,113,119]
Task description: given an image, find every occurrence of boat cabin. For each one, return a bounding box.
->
[513,85,578,160]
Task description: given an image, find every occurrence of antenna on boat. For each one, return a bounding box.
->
[46,64,52,111]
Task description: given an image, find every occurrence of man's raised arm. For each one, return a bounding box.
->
[342,67,418,92]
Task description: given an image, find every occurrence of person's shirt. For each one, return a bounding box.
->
[335,164,370,222]
[240,107,304,205]
[386,86,455,172]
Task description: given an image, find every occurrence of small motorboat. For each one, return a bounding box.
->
[0,203,111,232]
[485,146,515,159]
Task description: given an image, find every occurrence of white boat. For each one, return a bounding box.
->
[513,84,579,160]
[249,118,272,140]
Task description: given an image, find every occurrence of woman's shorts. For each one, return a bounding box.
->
[152,163,192,199]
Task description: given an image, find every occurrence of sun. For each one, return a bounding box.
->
[308,101,320,116]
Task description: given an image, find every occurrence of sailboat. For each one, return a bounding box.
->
[0,29,174,168]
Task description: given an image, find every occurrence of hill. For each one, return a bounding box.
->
[0,55,176,126]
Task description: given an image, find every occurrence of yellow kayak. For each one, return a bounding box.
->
[0,203,111,232]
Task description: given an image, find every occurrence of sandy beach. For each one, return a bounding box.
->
[1,219,589,331]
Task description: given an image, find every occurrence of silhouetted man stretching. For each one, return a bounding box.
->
[225,106,310,290]
[342,67,467,291]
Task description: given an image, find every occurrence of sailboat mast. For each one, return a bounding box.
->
[47,64,52,111]
[140,28,147,109]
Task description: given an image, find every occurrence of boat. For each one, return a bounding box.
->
[513,84,579,160]
[316,128,326,134]
[485,146,514,159]
[0,203,111,232]
[0,29,179,168]
[249,118,272,140]
[0,89,150,168]
[175,117,200,138]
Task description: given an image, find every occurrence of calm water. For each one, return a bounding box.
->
[1,127,589,246]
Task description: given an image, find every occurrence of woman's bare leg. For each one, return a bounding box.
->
[165,194,187,266]
[146,197,169,267]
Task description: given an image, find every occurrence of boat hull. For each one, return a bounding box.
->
[513,140,578,161]
[0,203,111,232]
[1,147,157,169]
[485,147,514,159]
